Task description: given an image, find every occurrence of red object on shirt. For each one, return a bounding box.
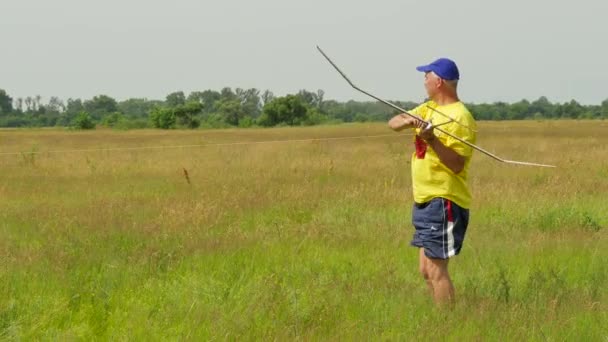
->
[415,135,427,159]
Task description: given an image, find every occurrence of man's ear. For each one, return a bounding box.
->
[435,78,444,89]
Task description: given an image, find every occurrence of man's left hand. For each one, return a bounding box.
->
[415,120,436,143]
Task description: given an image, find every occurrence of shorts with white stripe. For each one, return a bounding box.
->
[410,197,469,259]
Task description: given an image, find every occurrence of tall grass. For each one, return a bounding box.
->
[1,121,606,340]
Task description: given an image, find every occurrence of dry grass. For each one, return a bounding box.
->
[1,121,606,340]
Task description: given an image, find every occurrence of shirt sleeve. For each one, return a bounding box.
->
[408,103,427,118]
[442,110,476,158]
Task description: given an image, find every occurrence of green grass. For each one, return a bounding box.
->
[1,121,607,340]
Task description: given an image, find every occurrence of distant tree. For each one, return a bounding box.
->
[580,105,601,119]
[34,95,42,112]
[101,112,127,128]
[72,111,95,129]
[24,97,33,112]
[188,90,221,114]
[187,91,204,104]
[220,87,237,102]
[66,98,84,114]
[354,113,369,122]
[0,89,13,115]
[297,89,319,108]
[261,90,275,107]
[562,100,584,119]
[118,98,158,118]
[296,89,326,112]
[530,96,554,118]
[509,99,530,120]
[56,98,85,126]
[316,89,325,111]
[236,88,261,118]
[258,95,308,127]
[47,96,65,113]
[151,101,202,129]
[174,102,202,128]
[14,97,23,113]
[467,103,487,120]
[150,107,176,129]
[84,95,118,120]
[321,99,342,119]
[165,91,186,107]
[491,102,509,120]
[303,108,328,126]
[601,98,608,118]
[216,98,245,126]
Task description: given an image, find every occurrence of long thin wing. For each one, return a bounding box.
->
[317,46,556,168]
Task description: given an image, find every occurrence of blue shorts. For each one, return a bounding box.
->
[410,197,469,259]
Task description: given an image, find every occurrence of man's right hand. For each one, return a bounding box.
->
[388,113,421,131]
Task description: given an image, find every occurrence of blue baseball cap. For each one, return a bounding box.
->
[416,58,460,80]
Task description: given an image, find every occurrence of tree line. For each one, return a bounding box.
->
[0,88,606,129]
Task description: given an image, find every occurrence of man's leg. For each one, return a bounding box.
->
[422,252,454,305]
[418,248,434,294]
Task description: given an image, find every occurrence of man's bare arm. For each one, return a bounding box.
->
[427,138,465,174]
[416,122,466,174]
[388,114,418,131]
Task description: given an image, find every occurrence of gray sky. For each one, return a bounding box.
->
[2,0,607,104]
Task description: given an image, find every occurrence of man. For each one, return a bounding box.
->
[388,58,477,306]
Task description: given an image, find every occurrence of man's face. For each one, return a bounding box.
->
[423,72,442,98]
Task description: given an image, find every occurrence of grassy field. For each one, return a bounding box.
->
[1,121,606,340]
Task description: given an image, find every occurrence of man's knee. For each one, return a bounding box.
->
[426,258,450,281]
[418,249,431,280]
[419,265,430,280]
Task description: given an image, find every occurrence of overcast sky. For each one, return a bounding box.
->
[2,0,606,104]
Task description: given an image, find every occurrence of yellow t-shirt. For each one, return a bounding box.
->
[409,100,477,208]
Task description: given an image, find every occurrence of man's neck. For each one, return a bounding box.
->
[432,93,459,106]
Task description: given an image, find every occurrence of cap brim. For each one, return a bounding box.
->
[416,65,433,73]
